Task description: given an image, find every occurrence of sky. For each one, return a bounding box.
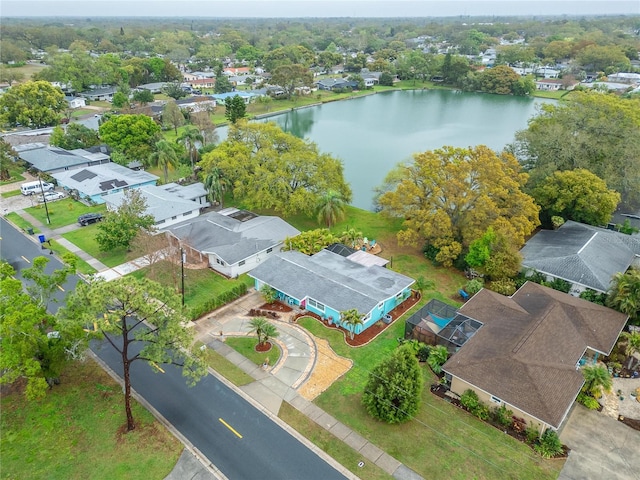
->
[2,1,639,18]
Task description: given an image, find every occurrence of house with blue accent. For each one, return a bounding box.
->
[249,249,415,336]
[210,91,258,105]
[51,163,158,204]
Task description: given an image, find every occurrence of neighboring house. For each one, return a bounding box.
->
[224,67,251,76]
[65,96,86,109]
[315,78,358,91]
[587,81,631,92]
[249,248,415,335]
[104,183,208,229]
[210,91,256,104]
[16,144,111,174]
[535,79,562,91]
[175,96,217,112]
[535,66,560,79]
[166,209,300,278]
[607,72,640,84]
[440,282,628,434]
[520,220,640,294]
[137,82,168,94]
[79,87,117,101]
[51,163,158,204]
[185,78,216,89]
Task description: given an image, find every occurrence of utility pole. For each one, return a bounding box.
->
[181,248,186,307]
[38,174,51,225]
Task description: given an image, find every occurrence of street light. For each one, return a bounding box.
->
[181,248,186,307]
[38,174,51,225]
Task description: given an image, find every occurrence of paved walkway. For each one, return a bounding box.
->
[4,210,423,480]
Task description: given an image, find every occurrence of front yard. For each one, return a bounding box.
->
[25,199,106,230]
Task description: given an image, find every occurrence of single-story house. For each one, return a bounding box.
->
[52,163,158,204]
[17,144,111,174]
[210,91,257,104]
[441,282,628,434]
[249,249,415,335]
[315,78,359,91]
[587,81,632,92]
[79,87,117,102]
[224,67,251,76]
[535,79,564,91]
[606,72,640,84]
[165,209,300,278]
[185,78,216,89]
[520,220,640,294]
[65,96,86,109]
[137,82,169,94]
[175,96,217,112]
[104,183,208,229]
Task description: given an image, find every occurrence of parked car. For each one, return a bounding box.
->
[37,191,65,202]
[77,212,103,226]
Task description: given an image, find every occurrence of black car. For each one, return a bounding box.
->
[78,212,103,226]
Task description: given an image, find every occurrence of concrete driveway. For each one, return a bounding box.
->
[559,404,640,480]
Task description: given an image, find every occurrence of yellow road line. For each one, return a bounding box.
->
[21,256,31,263]
[150,362,165,373]
[219,418,243,438]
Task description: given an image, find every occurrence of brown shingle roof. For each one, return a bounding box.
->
[444,282,628,428]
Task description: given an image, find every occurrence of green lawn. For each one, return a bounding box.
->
[129,264,254,318]
[279,402,392,480]
[0,188,22,198]
[224,336,282,367]
[302,319,563,480]
[196,341,254,386]
[25,199,106,229]
[4,211,39,234]
[70,108,93,117]
[0,163,26,185]
[48,238,97,275]
[62,224,128,268]
[0,359,182,480]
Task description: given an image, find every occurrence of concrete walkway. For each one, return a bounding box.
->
[4,210,423,480]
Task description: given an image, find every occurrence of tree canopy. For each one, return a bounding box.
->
[0,81,66,128]
[531,169,620,228]
[607,268,640,326]
[62,276,206,431]
[98,114,161,163]
[270,64,313,99]
[95,189,155,251]
[224,95,246,124]
[378,145,539,266]
[512,91,640,208]
[200,121,351,216]
[362,344,424,424]
[50,123,101,150]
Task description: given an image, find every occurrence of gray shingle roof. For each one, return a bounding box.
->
[19,145,104,172]
[167,211,300,265]
[520,220,640,292]
[443,282,628,428]
[104,185,200,224]
[249,250,414,314]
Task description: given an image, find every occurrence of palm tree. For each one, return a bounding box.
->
[340,309,363,340]
[620,331,640,369]
[581,364,613,399]
[249,317,279,348]
[203,167,228,208]
[316,190,346,228]
[176,126,203,177]
[607,268,640,324]
[340,227,362,248]
[148,139,179,184]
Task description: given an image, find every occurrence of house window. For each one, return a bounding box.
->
[490,395,502,404]
[183,211,191,216]
[377,302,384,310]
[307,298,325,312]
[395,292,404,301]
[266,248,273,253]
[157,219,165,224]
[216,258,225,266]
[239,260,245,266]
[172,216,177,220]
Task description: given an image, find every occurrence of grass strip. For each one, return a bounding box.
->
[0,359,182,480]
[279,402,393,480]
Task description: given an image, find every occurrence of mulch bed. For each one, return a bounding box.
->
[292,291,422,347]
[430,384,570,459]
[258,301,293,313]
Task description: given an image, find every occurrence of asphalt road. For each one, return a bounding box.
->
[0,216,347,480]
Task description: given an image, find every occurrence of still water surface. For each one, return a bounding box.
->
[226,90,554,210]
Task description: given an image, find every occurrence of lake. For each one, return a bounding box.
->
[228,89,555,210]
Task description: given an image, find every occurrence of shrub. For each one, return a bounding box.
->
[545,277,571,293]
[465,278,484,295]
[534,429,563,459]
[427,345,449,374]
[460,389,480,411]
[417,344,432,362]
[551,216,565,229]
[492,404,514,427]
[362,344,424,423]
[489,278,516,296]
[474,404,490,420]
[423,243,440,263]
[577,392,601,410]
[525,424,540,444]
[260,284,278,304]
[579,289,607,305]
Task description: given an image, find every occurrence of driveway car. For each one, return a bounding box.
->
[78,212,103,226]
[38,191,65,202]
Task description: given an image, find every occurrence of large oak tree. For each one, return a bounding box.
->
[0,81,66,128]
[378,145,539,266]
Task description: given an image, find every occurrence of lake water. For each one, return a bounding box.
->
[224,90,555,210]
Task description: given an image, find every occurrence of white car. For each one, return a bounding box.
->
[38,191,65,203]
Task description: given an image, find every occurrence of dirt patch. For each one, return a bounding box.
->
[258,301,293,313]
[298,337,352,401]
